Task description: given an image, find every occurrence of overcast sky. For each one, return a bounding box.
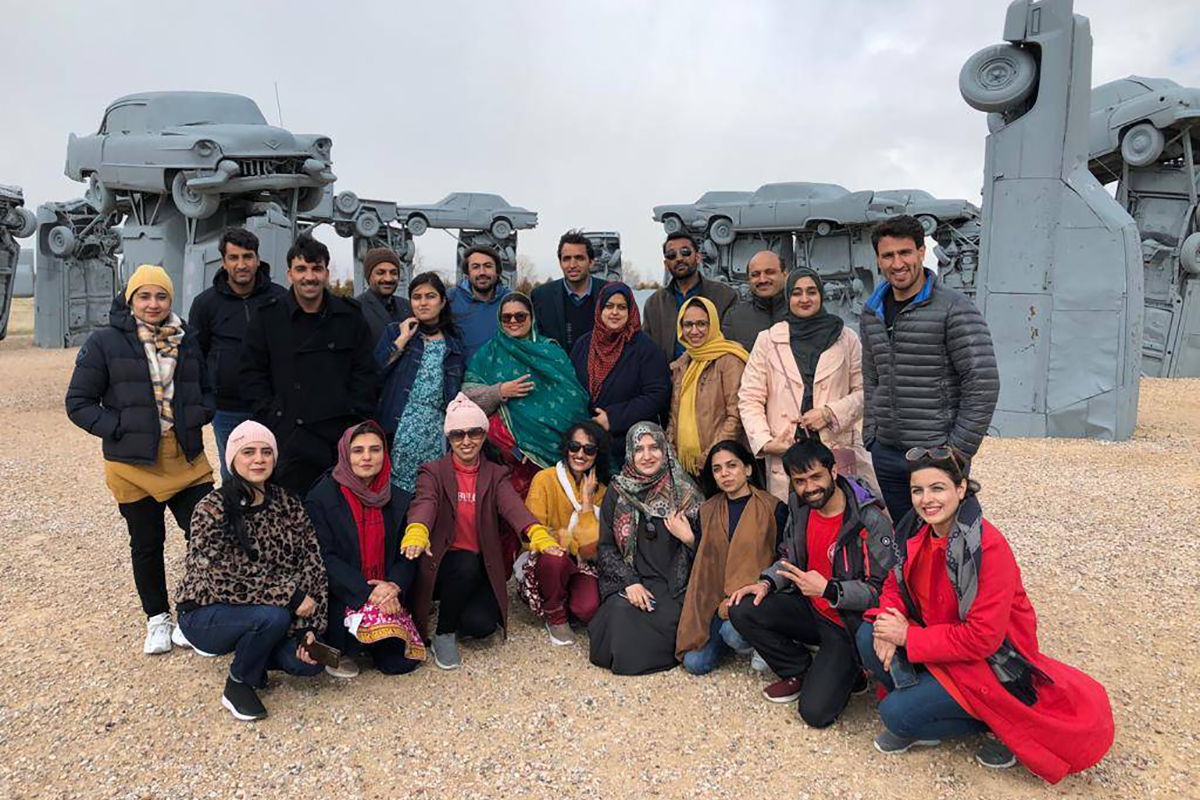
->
[4,0,1199,284]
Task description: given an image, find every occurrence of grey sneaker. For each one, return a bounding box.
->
[750,650,769,673]
[431,633,461,670]
[545,622,576,647]
[976,736,1017,769]
[325,656,360,679]
[873,729,941,754]
[144,613,173,655]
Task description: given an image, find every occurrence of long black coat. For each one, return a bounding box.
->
[355,288,413,351]
[239,290,378,464]
[188,264,287,412]
[66,296,213,465]
[304,472,415,651]
[570,330,671,468]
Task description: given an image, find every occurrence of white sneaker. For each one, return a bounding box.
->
[144,613,173,655]
[750,650,769,673]
[171,624,217,656]
[325,656,360,679]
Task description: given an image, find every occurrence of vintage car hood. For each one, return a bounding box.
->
[159,124,310,156]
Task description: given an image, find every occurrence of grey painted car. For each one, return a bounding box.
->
[65,91,336,219]
[652,190,753,236]
[1,184,37,340]
[395,192,537,238]
[1089,76,1200,175]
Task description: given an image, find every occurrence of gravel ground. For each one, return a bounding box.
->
[0,333,1196,800]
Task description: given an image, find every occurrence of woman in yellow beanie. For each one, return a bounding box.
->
[66,265,215,655]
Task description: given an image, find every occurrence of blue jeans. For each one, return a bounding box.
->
[682,615,751,675]
[856,622,987,740]
[178,603,322,687]
[212,410,252,483]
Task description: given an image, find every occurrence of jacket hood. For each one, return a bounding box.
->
[107,294,136,331]
[865,268,937,320]
[212,260,274,296]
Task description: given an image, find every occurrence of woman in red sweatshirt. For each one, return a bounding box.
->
[858,448,1114,783]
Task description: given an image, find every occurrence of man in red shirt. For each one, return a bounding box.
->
[728,438,894,728]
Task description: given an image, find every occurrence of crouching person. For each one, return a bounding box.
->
[175,421,329,721]
[728,438,892,727]
[306,421,425,679]
[401,394,557,670]
[858,448,1114,782]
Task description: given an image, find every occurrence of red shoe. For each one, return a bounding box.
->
[762,675,803,703]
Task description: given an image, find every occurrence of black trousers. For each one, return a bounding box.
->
[729,590,859,728]
[433,549,500,638]
[117,482,213,617]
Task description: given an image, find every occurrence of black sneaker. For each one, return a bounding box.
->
[976,736,1017,769]
[851,670,870,696]
[222,676,267,721]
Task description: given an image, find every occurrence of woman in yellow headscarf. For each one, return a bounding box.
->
[666,296,750,477]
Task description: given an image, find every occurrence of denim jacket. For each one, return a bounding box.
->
[373,325,465,436]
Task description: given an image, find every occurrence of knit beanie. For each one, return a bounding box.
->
[363,247,401,280]
[443,392,488,434]
[225,420,278,473]
[124,264,175,302]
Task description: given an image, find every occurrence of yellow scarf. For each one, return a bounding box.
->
[675,296,749,474]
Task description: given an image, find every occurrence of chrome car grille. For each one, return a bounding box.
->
[237,157,304,177]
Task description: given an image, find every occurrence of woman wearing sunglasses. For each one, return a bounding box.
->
[461,293,592,497]
[858,447,1113,782]
[519,420,611,646]
[399,394,556,670]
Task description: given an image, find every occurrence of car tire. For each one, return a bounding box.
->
[335,191,360,216]
[1120,122,1165,168]
[1180,232,1200,275]
[334,221,355,239]
[407,215,428,236]
[815,221,833,236]
[85,175,118,216]
[917,215,938,235]
[709,217,735,246]
[355,211,382,239]
[47,225,76,257]
[296,186,324,213]
[171,172,220,220]
[491,218,513,239]
[663,215,684,235]
[959,44,1037,113]
[13,208,37,239]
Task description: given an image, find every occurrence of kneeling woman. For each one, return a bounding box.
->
[859,449,1114,782]
[175,422,329,721]
[589,422,703,675]
[306,421,425,679]
[676,440,787,675]
[401,394,557,670]
[521,420,610,646]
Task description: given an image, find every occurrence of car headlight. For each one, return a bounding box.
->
[312,138,332,157]
[193,140,218,157]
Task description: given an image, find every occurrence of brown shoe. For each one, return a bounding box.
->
[762,675,803,703]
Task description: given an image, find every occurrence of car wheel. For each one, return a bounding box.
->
[815,221,832,236]
[709,217,735,246]
[663,215,684,235]
[407,215,428,236]
[1120,122,1165,168]
[335,190,360,216]
[491,218,513,239]
[917,215,938,235]
[296,186,324,213]
[334,221,355,239]
[171,173,220,220]
[355,211,382,239]
[85,175,117,215]
[959,44,1037,113]
[13,208,37,239]
[1180,232,1200,275]
[48,225,76,257]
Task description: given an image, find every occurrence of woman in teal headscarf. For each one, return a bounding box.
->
[463,293,592,497]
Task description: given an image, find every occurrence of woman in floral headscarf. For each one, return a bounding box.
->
[588,421,703,675]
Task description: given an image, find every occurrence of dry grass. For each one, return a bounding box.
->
[4,296,33,337]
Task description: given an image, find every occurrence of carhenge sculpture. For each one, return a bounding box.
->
[962,0,1142,439]
[0,185,38,339]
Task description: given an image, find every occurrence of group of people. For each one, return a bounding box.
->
[64,216,1114,783]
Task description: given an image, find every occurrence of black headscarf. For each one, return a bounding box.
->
[785,269,844,413]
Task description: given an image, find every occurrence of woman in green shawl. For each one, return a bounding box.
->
[463,293,592,497]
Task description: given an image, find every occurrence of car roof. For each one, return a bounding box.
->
[751,182,849,201]
[107,91,259,108]
[1091,77,1181,110]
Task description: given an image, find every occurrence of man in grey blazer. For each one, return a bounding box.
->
[356,247,413,348]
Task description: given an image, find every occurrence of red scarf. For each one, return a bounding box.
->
[332,422,393,581]
[586,284,640,399]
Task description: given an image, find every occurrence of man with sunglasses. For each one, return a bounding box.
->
[860,215,998,524]
[643,232,737,360]
[531,230,610,354]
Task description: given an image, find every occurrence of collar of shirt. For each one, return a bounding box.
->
[285,288,327,318]
[670,276,704,306]
[564,275,594,305]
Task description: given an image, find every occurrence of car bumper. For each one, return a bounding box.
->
[187,158,336,194]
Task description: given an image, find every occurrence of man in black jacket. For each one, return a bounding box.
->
[189,228,287,480]
[859,215,999,523]
[530,230,609,353]
[643,232,738,360]
[720,249,789,351]
[728,438,893,728]
[355,247,412,349]
[240,235,378,496]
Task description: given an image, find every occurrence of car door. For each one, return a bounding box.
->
[100,102,153,190]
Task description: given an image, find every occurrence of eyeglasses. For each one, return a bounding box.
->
[905,446,958,464]
[447,428,487,443]
[500,312,529,325]
[566,441,598,456]
[664,247,693,261]
[680,320,709,331]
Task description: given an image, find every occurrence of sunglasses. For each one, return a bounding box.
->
[905,445,958,464]
[447,428,487,443]
[664,247,693,261]
[500,311,529,325]
[566,441,598,456]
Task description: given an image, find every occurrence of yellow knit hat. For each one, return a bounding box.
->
[124,264,175,302]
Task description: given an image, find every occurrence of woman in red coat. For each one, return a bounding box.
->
[857,448,1113,783]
